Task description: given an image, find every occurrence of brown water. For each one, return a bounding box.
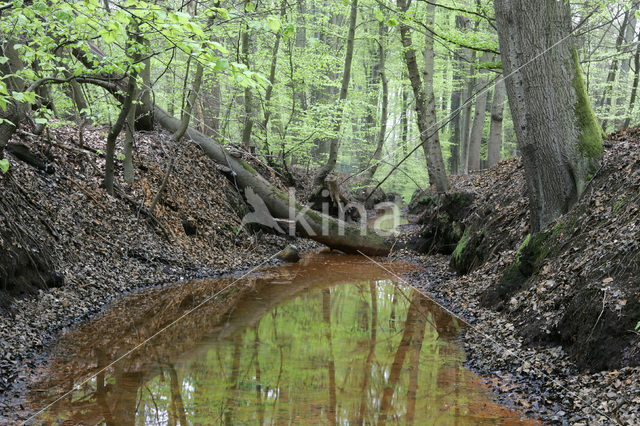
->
[27,254,535,424]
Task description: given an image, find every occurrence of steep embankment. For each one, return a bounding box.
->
[0,124,302,403]
[409,128,640,372]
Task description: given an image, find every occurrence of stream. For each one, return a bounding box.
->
[26,251,536,424]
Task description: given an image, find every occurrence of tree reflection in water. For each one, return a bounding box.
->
[28,253,536,424]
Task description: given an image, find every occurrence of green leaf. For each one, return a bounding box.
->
[0,158,9,174]
[374,8,384,22]
[245,1,254,12]
[34,117,48,125]
[0,56,8,65]
[208,40,228,54]
[283,23,295,41]
[215,58,229,70]
[387,17,399,26]
[22,91,37,104]
[101,30,116,44]
[266,15,281,32]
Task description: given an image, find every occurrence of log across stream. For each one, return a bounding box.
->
[26,253,537,424]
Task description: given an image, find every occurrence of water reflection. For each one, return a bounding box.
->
[28,254,535,424]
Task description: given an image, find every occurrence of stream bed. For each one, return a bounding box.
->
[26,253,536,424]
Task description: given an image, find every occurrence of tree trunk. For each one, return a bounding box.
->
[312,0,358,187]
[460,50,477,174]
[494,0,604,232]
[295,0,308,111]
[135,53,154,131]
[240,6,254,151]
[397,0,449,193]
[467,53,491,171]
[597,9,629,132]
[400,86,408,156]
[202,75,221,138]
[260,0,286,158]
[123,85,137,184]
[0,39,26,150]
[617,7,638,130]
[624,37,640,129]
[487,78,505,167]
[448,16,470,175]
[364,19,388,184]
[104,68,138,195]
[68,79,88,117]
[365,21,389,185]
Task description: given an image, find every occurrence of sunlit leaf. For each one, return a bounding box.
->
[0,158,9,174]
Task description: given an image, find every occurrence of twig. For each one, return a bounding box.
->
[60,176,107,209]
[587,288,608,344]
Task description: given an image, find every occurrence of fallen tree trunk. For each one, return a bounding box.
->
[154,107,392,256]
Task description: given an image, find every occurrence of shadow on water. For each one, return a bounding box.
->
[27,253,537,424]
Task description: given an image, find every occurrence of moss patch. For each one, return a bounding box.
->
[613,196,627,214]
[481,230,556,309]
[449,226,487,274]
[451,227,470,262]
[240,160,258,175]
[571,48,604,161]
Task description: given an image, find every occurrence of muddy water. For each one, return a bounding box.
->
[27,254,534,424]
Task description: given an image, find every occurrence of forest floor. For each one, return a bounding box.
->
[397,128,640,424]
[0,124,317,421]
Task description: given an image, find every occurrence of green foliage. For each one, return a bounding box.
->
[0,0,627,194]
[0,158,9,174]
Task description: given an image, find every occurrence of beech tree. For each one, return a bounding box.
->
[1,0,633,215]
[397,0,449,193]
[494,0,604,232]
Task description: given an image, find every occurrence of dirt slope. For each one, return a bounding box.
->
[409,128,640,372]
[0,124,301,405]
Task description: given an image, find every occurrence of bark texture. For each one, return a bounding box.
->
[313,0,358,187]
[467,56,490,171]
[134,54,154,131]
[364,19,388,183]
[240,5,254,151]
[487,78,505,167]
[624,22,640,129]
[448,15,470,174]
[397,0,449,193]
[494,0,604,232]
[103,68,138,194]
[597,9,629,132]
[0,39,26,150]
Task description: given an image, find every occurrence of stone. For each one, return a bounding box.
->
[277,245,300,263]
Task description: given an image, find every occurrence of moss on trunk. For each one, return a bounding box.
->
[571,48,605,161]
[480,227,562,309]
